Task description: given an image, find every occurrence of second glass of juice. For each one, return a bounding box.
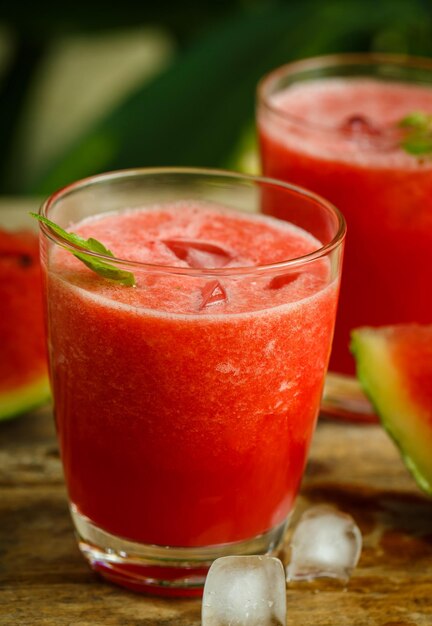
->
[257,54,432,418]
[39,168,345,595]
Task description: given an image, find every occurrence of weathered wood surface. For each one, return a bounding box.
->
[1,406,431,626]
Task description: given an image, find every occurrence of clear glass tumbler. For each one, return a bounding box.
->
[38,167,345,595]
[257,54,432,421]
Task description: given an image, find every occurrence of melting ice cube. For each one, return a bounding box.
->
[267,272,301,290]
[339,115,398,150]
[200,280,227,309]
[202,555,286,626]
[286,505,362,583]
[340,114,381,137]
[163,239,234,268]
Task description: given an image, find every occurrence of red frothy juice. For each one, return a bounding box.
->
[258,75,432,375]
[46,203,339,547]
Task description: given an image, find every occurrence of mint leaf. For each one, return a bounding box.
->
[31,213,135,286]
[402,136,432,156]
[399,111,432,157]
[399,111,430,128]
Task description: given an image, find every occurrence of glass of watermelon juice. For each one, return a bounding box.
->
[38,168,345,595]
[257,54,432,419]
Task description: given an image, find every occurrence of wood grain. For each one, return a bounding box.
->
[1,407,431,625]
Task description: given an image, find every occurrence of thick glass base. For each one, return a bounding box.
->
[71,506,288,596]
[322,372,376,422]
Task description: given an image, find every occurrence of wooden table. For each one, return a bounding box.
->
[1,406,431,626]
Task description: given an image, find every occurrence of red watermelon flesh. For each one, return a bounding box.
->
[0,228,50,420]
[351,325,432,495]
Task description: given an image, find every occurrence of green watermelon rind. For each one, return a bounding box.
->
[351,328,432,496]
[0,375,51,422]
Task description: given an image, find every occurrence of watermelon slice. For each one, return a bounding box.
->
[0,228,50,420]
[351,325,432,496]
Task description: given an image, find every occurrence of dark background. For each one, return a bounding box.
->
[1,0,432,196]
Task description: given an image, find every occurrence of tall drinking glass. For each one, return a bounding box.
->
[257,54,432,419]
[38,168,345,595]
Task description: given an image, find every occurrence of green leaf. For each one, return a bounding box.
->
[30,213,136,287]
[399,111,432,157]
[402,137,432,155]
[399,111,431,128]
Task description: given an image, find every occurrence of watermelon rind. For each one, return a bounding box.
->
[351,327,432,496]
[0,375,51,422]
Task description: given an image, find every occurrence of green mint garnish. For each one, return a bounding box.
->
[31,213,135,286]
[399,111,432,157]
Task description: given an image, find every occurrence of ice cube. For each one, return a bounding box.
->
[202,555,286,626]
[339,115,398,150]
[286,505,362,583]
[267,272,301,290]
[340,114,381,137]
[163,239,234,268]
[200,280,227,309]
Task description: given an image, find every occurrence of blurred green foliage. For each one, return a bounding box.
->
[1,0,432,195]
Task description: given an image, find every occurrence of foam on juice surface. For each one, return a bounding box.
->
[52,202,331,316]
[263,78,432,168]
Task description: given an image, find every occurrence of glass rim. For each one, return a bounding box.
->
[39,166,346,277]
[257,52,432,136]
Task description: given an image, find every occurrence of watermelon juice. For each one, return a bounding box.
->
[40,169,344,593]
[258,56,432,378]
